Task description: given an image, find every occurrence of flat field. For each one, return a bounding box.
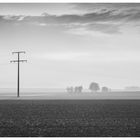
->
[0,100,140,137]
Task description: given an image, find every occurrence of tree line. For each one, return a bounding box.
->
[66,82,110,93]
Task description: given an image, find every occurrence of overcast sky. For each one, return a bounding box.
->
[0,3,140,89]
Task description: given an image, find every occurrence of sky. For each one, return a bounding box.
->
[0,3,140,90]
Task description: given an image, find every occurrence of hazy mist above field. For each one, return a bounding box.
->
[0,3,140,89]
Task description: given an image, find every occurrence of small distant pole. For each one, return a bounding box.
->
[10,51,27,97]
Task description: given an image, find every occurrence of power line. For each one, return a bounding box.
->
[10,51,27,97]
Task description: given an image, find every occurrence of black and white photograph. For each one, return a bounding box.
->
[0,1,140,137]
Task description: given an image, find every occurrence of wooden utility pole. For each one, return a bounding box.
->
[11,51,27,97]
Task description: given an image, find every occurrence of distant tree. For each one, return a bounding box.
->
[66,87,70,93]
[79,86,83,93]
[66,87,74,93]
[89,82,100,92]
[74,86,83,93]
[102,86,109,92]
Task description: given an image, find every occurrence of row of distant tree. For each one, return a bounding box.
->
[66,82,111,93]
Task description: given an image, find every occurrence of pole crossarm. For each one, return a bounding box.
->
[10,60,27,63]
[11,51,27,97]
[12,51,26,54]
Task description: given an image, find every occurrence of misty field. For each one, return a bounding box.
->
[0,100,140,137]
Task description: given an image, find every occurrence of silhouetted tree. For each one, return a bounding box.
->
[89,82,100,92]
[102,86,109,92]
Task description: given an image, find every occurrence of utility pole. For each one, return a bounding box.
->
[11,51,27,97]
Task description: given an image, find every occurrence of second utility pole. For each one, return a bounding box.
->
[11,51,27,97]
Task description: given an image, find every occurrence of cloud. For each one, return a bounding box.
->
[0,3,140,35]
[72,3,140,13]
[87,23,121,34]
